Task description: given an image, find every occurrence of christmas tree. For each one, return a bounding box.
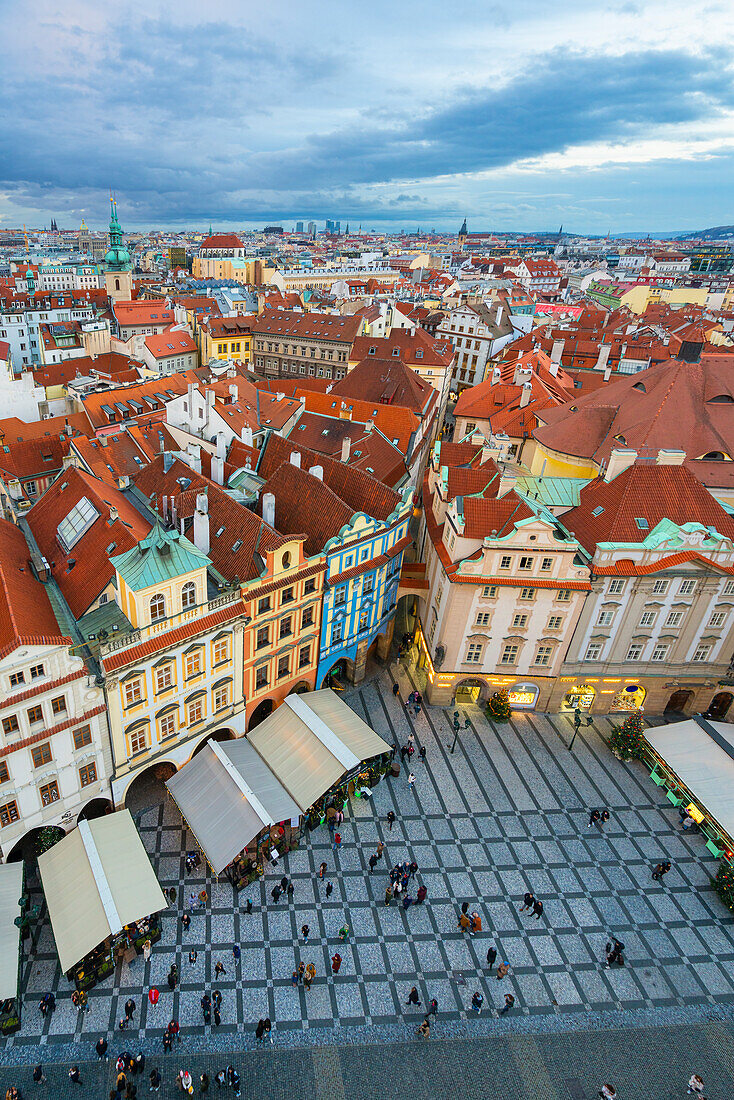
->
[486,689,511,723]
[714,860,734,911]
[608,710,645,760]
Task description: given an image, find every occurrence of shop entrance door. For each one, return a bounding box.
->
[455,680,483,704]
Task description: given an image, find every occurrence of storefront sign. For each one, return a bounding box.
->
[610,684,646,712]
[507,683,539,710]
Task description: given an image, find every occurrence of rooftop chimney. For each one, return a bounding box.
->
[341,436,352,462]
[491,366,502,386]
[310,465,323,481]
[520,381,532,408]
[193,491,210,554]
[551,338,565,365]
[595,344,611,372]
[604,447,637,482]
[262,491,276,527]
[290,451,301,468]
[229,384,238,399]
[206,388,215,408]
[495,304,504,326]
[109,506,118,522]
[656,448,686,466]
[365,419,374,434]
[216,432,227,461]
[497,470,517,498]
[162,494,169,522]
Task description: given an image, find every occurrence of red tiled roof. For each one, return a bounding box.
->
[1,667,85,711]
[251,310,361,343]
[26,467,151,617]
[144,331,197,358]
[257,433,401,522]
[331,357,435,418]
[113,301,175,327]
[0,518,68,654]
[102,600,245,673]
[199,233,245,250]
[0,435,69,481]
[257,462,353,557]
[564,463,734,554]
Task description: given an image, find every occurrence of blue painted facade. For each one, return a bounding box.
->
[317,493,412,685]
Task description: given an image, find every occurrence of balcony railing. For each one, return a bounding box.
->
[100,589,241,657]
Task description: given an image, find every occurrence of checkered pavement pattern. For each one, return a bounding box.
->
[7,663,734,1050]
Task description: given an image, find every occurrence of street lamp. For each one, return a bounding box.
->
[568,708,593,751]
[449,710,471,754]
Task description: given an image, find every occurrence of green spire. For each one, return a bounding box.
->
[105,197,131,272]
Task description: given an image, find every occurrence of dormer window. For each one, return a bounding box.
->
[150,593,166,622]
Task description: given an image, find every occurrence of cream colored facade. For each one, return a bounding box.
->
[420,446,590,708]
[0,641,112,861]
[100,537,246,805]
[550,523,734,717]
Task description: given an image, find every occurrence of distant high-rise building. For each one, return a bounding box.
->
[296,221,304,233]
[335,221,341,235]
[325,220,334,233]
[308,221,316,237]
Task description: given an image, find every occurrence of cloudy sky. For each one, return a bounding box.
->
[2,0,733,233]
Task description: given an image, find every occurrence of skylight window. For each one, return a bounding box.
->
[635,517,649,530]
[57,496,99,551]
[592,506,604,516]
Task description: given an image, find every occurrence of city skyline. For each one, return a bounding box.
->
[2,0,733,234]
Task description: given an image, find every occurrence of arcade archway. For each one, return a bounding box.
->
[124,761,177,815]
[248,698,274,732]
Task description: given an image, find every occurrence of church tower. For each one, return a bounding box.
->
[458,217,468,253]
[104,198,133,301]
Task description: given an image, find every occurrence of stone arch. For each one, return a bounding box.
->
[191,727,236,758]
[122,760,178,815]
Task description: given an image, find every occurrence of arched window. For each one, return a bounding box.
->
[150,593,166,622]
[115,278,120,291]
[282,551,291,569]
[182,581,196,609]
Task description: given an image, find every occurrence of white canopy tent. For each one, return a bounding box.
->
[38,810,166,974]
[0,863,23,1001]
[645,716,734,838]
[166,738,301,874]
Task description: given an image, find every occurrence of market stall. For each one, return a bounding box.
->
[38,810,166,989]
[644,716,734,861]
[0,863,24,1034]
[248,689,392,827]
[166,737,301,887]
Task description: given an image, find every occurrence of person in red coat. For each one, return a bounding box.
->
[331,953,342,974]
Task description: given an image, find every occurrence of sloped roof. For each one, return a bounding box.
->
[110,522,210,590]
[0,435,69,481]
[26,467,151,617]
[564,463,734,554]
[533,354,734,482]
[251,310,361,342]
[257,462,354,556]
[0,518,67,656]
[257,432,401,522]
[332,356,434,417]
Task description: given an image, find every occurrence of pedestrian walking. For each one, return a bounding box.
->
[244,899,253,915]
[470,991,483,1013]
[188,891,197,910]
[169,887,177,905]
[201,994,211,1024]
[588,809,601,828]
[135,1054,145,1077]
[304,963,315,991]
[213,1005,221,1027]
[232,944,240,964]
[598,1086,617,1100]
[148,987,159,1008]
[407,772,416,790]
[297,962,305,984]
[167,1018,180,1043]
[332,831,342,850]
[301,923,310,942]
[687,1074,705,1095]
[652,860,671,881]
[605,939,625,968]
[458,912,472,933]
[125,998,136,1021]
[419,745,427,762]
[255,1020,265,1042]
[96,1037,108,1060]
[405,986,422,1007]
[486,946,497,971]
[499,993,515,1016]
[263,1018,272,1043]
[215,1070,227,1087]
[200,1072,210,1093]
[385,885,393,906]
[291,970,299,987]
[167,964,179,990]
[32,1065,46,1084]
[215,961,227,978]
[416,883,428,904]
[198,889,208,907]
[287,881,294,900]
[369,853,378,873]
[162,1032,172,1054]
[417,1018,431,1038]
[271,885,282,904]
[212,989,222,1011]
[319,861,327,879]
[142,939,152,962]
[393,682,400,697]
[519,891,534,912]
[280,875,288,892]
[331,952,342,974]
[377,841,384,858]
[149,1070,161,1093]
[461,900,469,915]
[181,913,191,931]
[496,960,511,980]
[69,1066,82,1085]
[338,924,349,941]
[533,899,544,920]
[471,911,482,934]
[326,881,333,898]
[387,811,396,831]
